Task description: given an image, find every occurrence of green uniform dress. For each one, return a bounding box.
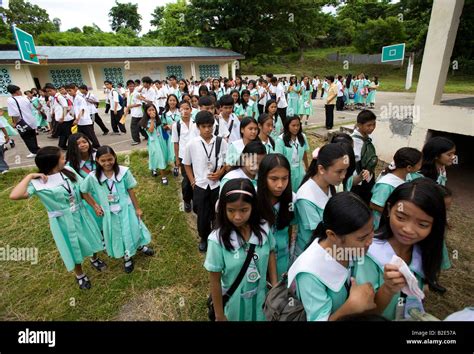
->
[220,168,257,194]
[260,137,275,154]
[322,81,329,99]
[355,79,369,105]
[0,116,19,137]
[298,85,313,116]
[355,239,426,320]
[225,139,245,166]
[31,97,48,128]
[294,178,332,257]
[27,168,104,271]
[249,89,259,118]
[275,134,310,192]
[234,103,244,118]
[346,80,355,105]
[146,120,168,171]
[370,173,405,229]
[270,192,297,280]
[286,84,300,117]
[163,110,181,164]
[241,101,256,118]
[288,238,356,321]
[269,116,283,142]
[366,82,379,105]
[204,223,275,321]
[80,166,152,259]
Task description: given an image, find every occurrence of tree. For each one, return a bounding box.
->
[108,0,142,33]
[352,17,407,54]
[336,0,392,24]
[52,17,61,31]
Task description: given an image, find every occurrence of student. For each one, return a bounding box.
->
[167,75,180,97]
[275,116,310,192]
[257,153,297,280]
[355,179,446,320]
[6,84,40,157]
[408,136,456,186]
[221,141,266,192]
[25,90,48,132]
[247,80,259,108]
[162,94,181,165]
[312,75,320,100]
[138,76,157,107]
[321,77,329,99]
[286,76,300,118]
[225,117,259,167]
[288,192,376,321]
[177,79,189,101]
[257,79,270,115]
[198,85,210,97]
[211,78,222,100]
[273,78,288,126]
[295,143,349,256]
[355,73,369,109]
[0,115,10,174]
[80,145,154,273]
[138,104,169,184]
[10,146,106,289]
[122,80,146,145]
[233,75,245,93]
[240,89,256,119]
[204,178,278,321]
[155,80,168,116]
[172,100,197,212]
[0,107,17,150]
[198,95,229,139]
[265,99,283,141]
[65,84,100,149]
[351,110,378,205]
[230,89,243,118]
[324,76,337,130]
[104,81,126,135]
[183,111,228,252]
[218,94,240,143]
[335,76,345,111]
[257,113,276,154]
[366,76,379,109]
[79,85,109,136]
[38,88,52,134]
[298,76,313,125]
[370,147,422,230]
[45,83,72,150]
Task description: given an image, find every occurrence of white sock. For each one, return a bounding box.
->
[75,273,85,279]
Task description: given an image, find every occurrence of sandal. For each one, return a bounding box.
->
[90,257,107,272]
[124,258,134,273]
[76,275,91,290]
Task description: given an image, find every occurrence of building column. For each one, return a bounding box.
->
[87,64,99,93]
[23,65,36,90]
[190,62,196,80]
[231,61,236,79]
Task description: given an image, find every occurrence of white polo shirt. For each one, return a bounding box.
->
[72,94,92,125]
[141,86,157,105]
[52,93,73,122]
[167,85,179,97]
[107,90,122,111]
[84,92,99,115]
[7,95,38,129]
[0,118,7,145]
[276,83,288,108]
[128,91,144,118]
[171,119,198,159]
[182,135,228,190]
[156,87,167,108]
[213,116,230,139]
[337,81,344,97]
[220,113,240,143]
[258,86,269,106]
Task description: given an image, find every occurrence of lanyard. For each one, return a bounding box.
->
[106,179,115,194]
[344,263,355,299]
[60,173,73,196]
[201,141,215,162]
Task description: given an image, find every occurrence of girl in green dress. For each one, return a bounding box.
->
[230,89,243,119]
[162,94,181,166]
[289,192,376,321]
[298,76,313,125]
[355,179,446,320]
[26,90,48,131]
[141,104,169,184]
[257,113,276,154]
[257,153,297,280]
[247,80,259,118]
[225,117,259,167]
[10,146,106,290]
[344,74,355,111]
[366,76,379,108]
[295,143,350,256]
[265,100,283,141]
[240,89,257,119]
[417,136,456,187]
[286,76,300,118]
[80,146,154,273]
[275,116,309,192]
[205,178,278,321]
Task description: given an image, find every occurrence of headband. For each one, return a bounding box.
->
[225,190,253,197]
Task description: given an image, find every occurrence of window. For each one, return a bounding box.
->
[103,67,124,86]
[50,68,84,88]
[0,67,12,96]
[166,65,183,79]
[199,65,220,80]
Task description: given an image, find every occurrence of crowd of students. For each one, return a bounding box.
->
[3,73,460,322]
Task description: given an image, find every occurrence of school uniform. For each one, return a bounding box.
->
[295,178,332,257]
[84,91,108,134]
[298,85,313,116]
[276,83,288,125]
[269,116,283,142]
[108,90,126,134]
[257,86,269,114]
[286,84,300,117]
[128,90,146,143]
[355,238,425,320]
[321,81,329,99]
[220,168,257,193]
[225,138,245,166]
[259,136,275,154]
[31,96,47,128]
[72,94,100,149]
[0,119,10,172]
[366,82,379,106]
[0,116,18,138]
[241,101,256,119]
[145,120,168,171]
[162,109,181,164]
[204,223,275,321]
[288,238,356,321]
[371,173,405,229]
[51,93,74,150]
[213,116,230,140]
[233,103,244,117]
[351,128,376,204]
[183,135,228,242]
[27,168,103,271]
[156,87,167,115]
[275,134,310,192]
[7,95,40,154]
[249,88,259,117]
[220,113,240,144]
[80,166,151,259]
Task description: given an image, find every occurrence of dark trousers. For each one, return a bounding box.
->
[78,124,100,149]
[93,113,109,134]
[0,144,9,171]
[277,107,287,126]
[179,158,193,203]
[50,119,59,138]
[105,103,110,114]
[258,104,264,115]
[311,89,317,99]
[131,117,147,143]
[325,104,335,129]
[193,185,219,241]
[321,88,325,98]
[18,129,40,154]
[351,177,376,206]
[336,96,345,111]
[58,120,74,149]
[110,109,126,133]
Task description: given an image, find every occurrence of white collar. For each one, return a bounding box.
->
[198,135,216,146]
[99,166,129,183]
[368,239,424,277]
[232,139,245,149]
[226,168,250,181]
[296,178,332,209]
[288,239,350,292]
[30,172,66,191]
[208,222,270,250]
[377,173,405,187]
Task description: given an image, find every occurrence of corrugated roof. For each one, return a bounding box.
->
[0,46,244,63]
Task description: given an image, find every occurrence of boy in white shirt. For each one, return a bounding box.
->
[0,110,10,173]
[218,94,240,143]
[104,80,126,135]
[154,80,167,116]
[79,85,109,135]
[124,80,147,145]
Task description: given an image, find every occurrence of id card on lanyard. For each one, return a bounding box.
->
[201,141,215,173]
[106,179,119,203]
[291,140,300,168]
[61,173,78,212]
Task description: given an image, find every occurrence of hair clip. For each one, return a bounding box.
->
[312,147,320,160]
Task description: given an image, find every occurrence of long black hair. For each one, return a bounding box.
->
[140,103,162,129]
[35,146,77,182]
[282,115,305,148]
[66,133,94,175]
[230,89,241,105]
[163,94,180,116]
[329,134,355,190]
[257,153,294,230]
[420,136,455,182]
[381,147,422,175]
[95,145,120,184]
[308,191,371,247]
[377,178,446,284]
[232,140,266,170]
[300,143,347,187]
[216,178,266,251]
[257,113,275,148]
[241,89,251,110]
[239,116,258,138]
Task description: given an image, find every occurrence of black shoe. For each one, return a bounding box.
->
[173,167,179,177]
[138,246,155,256]
[124,258,134,273]
[9,139,15,148]
[198,241,207,253]
[90,257,107,272]
[184,202,192,213]
[152,170,158,177]
[103,131,109,136]
[76,275,91,290]
[429,281,447,294]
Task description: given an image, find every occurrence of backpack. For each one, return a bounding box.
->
[213,136,223,172]
[113,90,125,108]
[263,274,307,321]
[353,135,378,173]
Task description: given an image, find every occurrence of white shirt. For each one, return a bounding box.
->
[276,83,288,108]
[7,95,38,129]
[0,118,7,145]
[213,117,230,139]
[351,128,374,163]
[182,135,228,190]
[51,93,73,122]
[141,86,157,105]
[167,85,179,97]
[84,92,99,115]
[107,90,122,111]
[220,113,240,143]
[156,87,167,108]
[171,119,198,159]
[336,81,344,97]
[258,86,269,106]
[72,94,92,125]
[128,91,143,118]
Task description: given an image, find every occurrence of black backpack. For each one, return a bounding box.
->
[353,135,378,173]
